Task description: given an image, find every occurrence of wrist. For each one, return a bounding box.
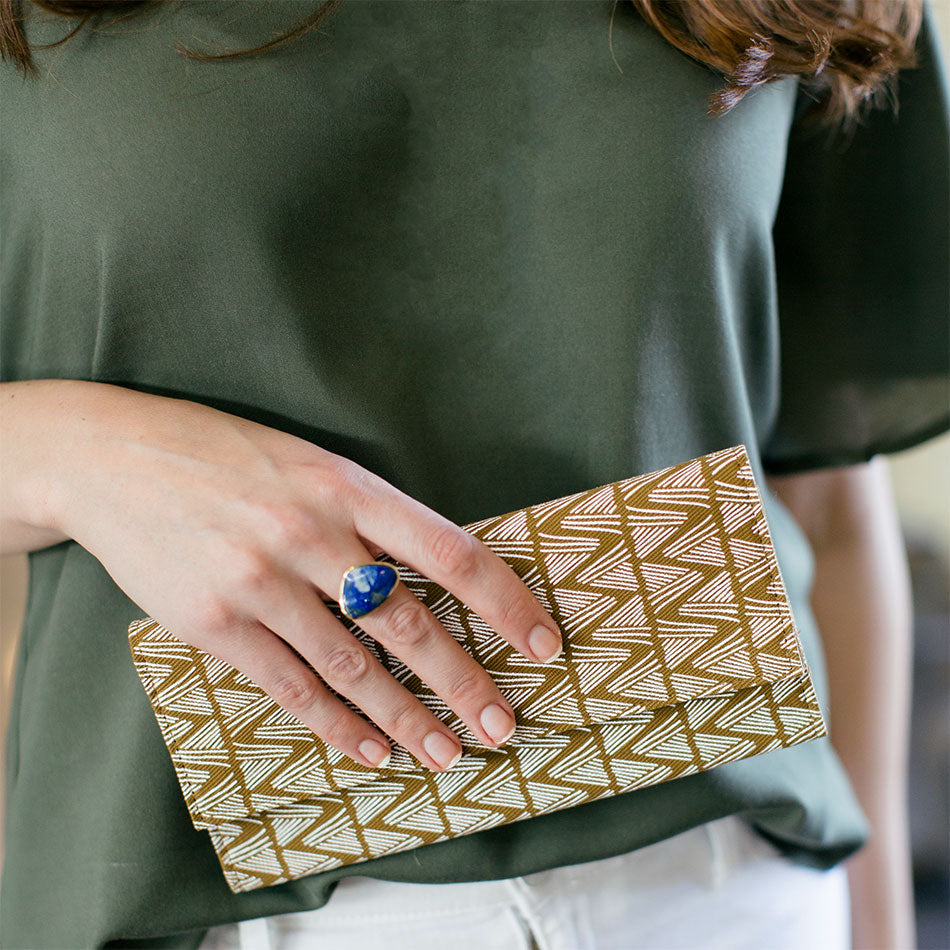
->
[39,379,153,541]
[1,379,134,545]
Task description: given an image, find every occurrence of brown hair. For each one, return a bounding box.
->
[0,0,925,133]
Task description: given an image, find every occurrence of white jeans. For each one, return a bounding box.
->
[199,815,850,950]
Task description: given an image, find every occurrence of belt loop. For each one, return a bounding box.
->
[703,818,728,890]
[238,916,272,950]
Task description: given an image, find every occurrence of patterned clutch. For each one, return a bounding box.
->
[127,442,826,893]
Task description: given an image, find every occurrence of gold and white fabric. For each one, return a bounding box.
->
[128,443,825,893]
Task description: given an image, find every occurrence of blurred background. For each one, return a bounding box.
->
[1,3,949,948]
[890,436,950,949]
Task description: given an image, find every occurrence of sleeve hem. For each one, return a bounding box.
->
[760,412,950,476]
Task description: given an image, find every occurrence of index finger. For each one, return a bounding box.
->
[348,476,564,664]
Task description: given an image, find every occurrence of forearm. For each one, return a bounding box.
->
[0,379,116,555]
[806,459,915,950]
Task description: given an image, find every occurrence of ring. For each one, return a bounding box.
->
[338,561,401,620]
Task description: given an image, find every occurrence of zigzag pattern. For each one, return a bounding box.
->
[128,443,826,892]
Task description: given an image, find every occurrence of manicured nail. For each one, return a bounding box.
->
[529,624,563,663]
[480,703,516,745]
[423,730,462,770]
[358,738,392,768]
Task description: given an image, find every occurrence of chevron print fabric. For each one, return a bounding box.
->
[128,442,826,892]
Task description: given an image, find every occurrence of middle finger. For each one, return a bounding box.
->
[303,544,519,754]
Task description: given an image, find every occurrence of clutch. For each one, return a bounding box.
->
[127,442,826,893]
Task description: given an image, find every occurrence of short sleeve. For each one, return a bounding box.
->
[760,0,950,475]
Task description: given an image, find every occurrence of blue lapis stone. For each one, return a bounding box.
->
[340,563,399,620]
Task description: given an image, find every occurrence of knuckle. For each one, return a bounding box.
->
[268,503,321,550]
[319,708,358,752]
[225,546,273,593]
[427,524,479,581]
[269,672,322,712]
[195,595,236,634]
[390,701,422,738]
[443,665,483,705]
[323,644,371,687]
[384,598,431,649]
[311,455,354,506]
[331,458,382,509]
[494,593,534,633]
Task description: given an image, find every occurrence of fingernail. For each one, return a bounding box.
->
[529,624,563,663]
[423,730,462,770]
[358,738,392,768]
[480,703,516,745]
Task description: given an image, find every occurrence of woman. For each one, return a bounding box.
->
[1,0,946,947]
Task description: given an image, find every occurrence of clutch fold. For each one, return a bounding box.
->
[127,442,826,893]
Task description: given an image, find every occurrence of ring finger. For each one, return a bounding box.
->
[247,551,514,769]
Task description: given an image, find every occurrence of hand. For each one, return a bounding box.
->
[46,383,563,772]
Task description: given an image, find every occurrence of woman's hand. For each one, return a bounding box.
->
[4,379,564,772]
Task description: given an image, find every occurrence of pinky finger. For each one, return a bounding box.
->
[214,621,394,770]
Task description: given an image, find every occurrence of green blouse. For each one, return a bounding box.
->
[1,1,947,947]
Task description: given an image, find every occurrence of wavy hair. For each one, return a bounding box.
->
[0,0,925,133]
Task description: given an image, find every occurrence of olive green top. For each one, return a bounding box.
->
[2,1,947,947]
